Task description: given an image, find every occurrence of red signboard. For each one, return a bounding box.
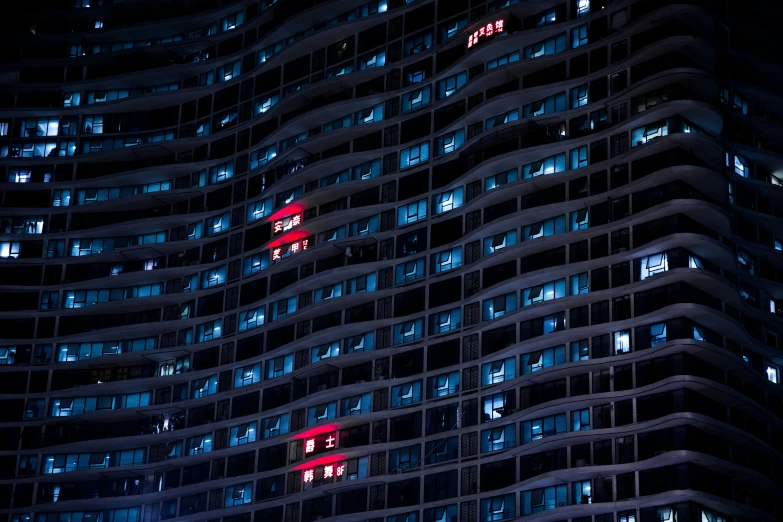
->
[304,432,337,456]
[303,463,345,483]
[273,212,303,236]
[467,19,504,48]
[271,237,310,262]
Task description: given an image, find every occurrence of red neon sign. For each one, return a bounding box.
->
[272,237,310,262]
[303,463,346,484]
[273,212,303,236]
[304,432,337,456]
[467,19,504,48]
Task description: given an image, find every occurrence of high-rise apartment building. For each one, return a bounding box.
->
[0,0,782,521]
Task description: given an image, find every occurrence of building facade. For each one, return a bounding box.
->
[1,0,782,521]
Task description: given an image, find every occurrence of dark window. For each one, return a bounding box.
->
[481,261,515,289]
[394,287,425,317]
[571,443,591,467]
[616,472,635,500]
[400,114,431,144]
[591,300,610,325]
[390,412,421,442]
[571,374,589,396]
[429,276,461,307]
[226,451,255,477]
[593,369,611,393]
[427,339,460,371]
[570,240,589,262]
[611,262,630,287]
[594,439,612,465]
[257,475,284,502]
[258,443,287,471]
[396,228,426,258]
[336,488,367,515]
[480,458,515,491]
[570,305,589,328]
[423,469,457,502]
[591,234,608,259]
[425,403,459,435]
[392,348,423,379]
[387,477,420,508]
[430,216,462,248]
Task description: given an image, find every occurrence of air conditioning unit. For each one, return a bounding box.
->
[356,380,366,384]
[318,384,328,392]
[371,439,383,444]
[575,459,587,467]
[391,468,401,474]
[614,247,627,253]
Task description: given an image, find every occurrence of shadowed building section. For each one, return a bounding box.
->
[0,0,782,522]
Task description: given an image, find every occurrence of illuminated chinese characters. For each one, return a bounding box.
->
[271,238,310,262]
[302,463,346,484]
[272,212,303,236]
[467,19,504,49]
[303,432,338,456]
